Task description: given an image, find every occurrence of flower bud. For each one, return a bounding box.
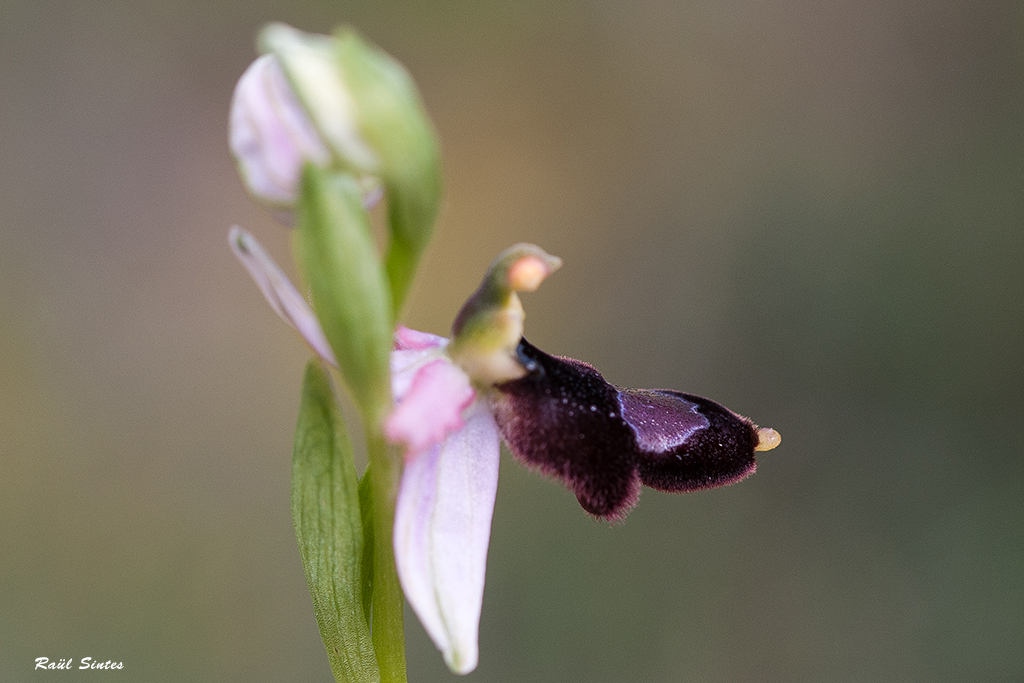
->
[230,24,381,208]
[263,24,442,307]
[231,23,441,308]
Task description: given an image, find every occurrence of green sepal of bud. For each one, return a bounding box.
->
[295,165,393,423]
[333,29,443,313]
[448,243,562,386]
[292,361,380,683]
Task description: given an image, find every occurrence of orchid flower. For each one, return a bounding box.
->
[229,229,781,674]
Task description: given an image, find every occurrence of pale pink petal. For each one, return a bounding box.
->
[229,54,331,205]
[393,403,500,674]
[395,325,447,351]
[390,327,449,401]
[391,347,442,402]
[384,359,474,458]
[228,226,338,366]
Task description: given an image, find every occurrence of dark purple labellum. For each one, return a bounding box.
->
[491,339,761,521]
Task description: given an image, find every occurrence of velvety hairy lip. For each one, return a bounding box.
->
[492,338,760,520]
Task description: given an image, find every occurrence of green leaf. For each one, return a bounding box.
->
[292,361,380,683]
[334,29,442,313]
[296,165,393,422]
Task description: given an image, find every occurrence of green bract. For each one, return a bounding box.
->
[295,165,393,423]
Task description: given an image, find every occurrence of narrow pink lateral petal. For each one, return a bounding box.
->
[393,403,501,674]
[228,227,338,366]
[384,359,474,458]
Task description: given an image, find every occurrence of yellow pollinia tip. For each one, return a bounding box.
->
[754,427,781,452]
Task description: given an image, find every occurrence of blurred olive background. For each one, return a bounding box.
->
[2,0,1022,681]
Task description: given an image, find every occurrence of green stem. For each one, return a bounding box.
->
[365,422,407,683]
